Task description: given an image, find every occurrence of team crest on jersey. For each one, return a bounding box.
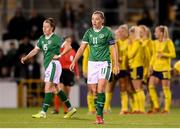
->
[99,34,104,39]
[48,40,52,44]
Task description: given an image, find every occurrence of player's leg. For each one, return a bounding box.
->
[32,82,54,118]
[56,84,76,118]
[87,61,99,116]
[119,77,129,114]
[131,67,145,113]
[87,84,95,114]
[148,72,160,113]
[32,61,59,118]
[161,71,171,113]
[95,61,111,124]
[96,79,107,124]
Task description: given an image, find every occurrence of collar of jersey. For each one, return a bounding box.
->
[93,26,104,32]
[45,33,54,39]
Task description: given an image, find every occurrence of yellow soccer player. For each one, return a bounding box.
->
[116,25,131,114]
[139,25,153,84]
[82,45,95,114]
[127,26,145,114]
[149,25,176,113]
[139,25,154,112]
[104,24,130,114]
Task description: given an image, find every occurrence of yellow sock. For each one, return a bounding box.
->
[149,85,159,109]
[132,92,138,112]
[163,86,171,112]
[129,94,133,112]
[137,90,145,112]
[87,94,95,112]
[121,91,128,111]
[104,92,112,111]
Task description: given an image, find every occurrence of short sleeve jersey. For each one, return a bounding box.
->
[37,34,63,69]
[82,26,115,62]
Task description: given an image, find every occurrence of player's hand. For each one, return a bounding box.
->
[149,67,153,76]
[53,54,61,60]
[69,61,75,71]
[113,66,120,75]
[83,72,87,78]
[157,51,164,58]
[21,56,26,64]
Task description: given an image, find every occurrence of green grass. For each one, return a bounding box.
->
[0,107,180,128]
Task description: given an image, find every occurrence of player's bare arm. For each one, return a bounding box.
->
[53,40,72,60]
[70,43,87,71]
[21,46,40,64]
[111,44,119,75]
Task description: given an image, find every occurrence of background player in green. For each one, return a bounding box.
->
[70,11,119,124]
[21,18,76,118]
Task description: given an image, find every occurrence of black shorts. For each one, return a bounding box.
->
[130,66,143,80]
[109,72,119,82]
[151,70,171,80]
[60,69,75,86]
[109,70,129,82]
[118,70,129,78]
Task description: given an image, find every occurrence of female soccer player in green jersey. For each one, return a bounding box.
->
[21,18,76,119]
[70,11,119,124]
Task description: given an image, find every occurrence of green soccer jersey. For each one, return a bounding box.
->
[82,26,115,61]
[37,33,63,69]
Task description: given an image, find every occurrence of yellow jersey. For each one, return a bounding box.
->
[150,39,176,71]
[127,40,143,68]
[116,39,128,70]
[141,39,153,77]
[174,60,180,75]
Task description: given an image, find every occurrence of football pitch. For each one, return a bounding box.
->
[0,107,180,128]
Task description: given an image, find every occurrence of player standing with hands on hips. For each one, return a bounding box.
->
[21,18,77,119]
[70,11,119,124]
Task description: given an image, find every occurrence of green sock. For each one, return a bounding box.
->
[97,93,105,117]
[42,92,53,112]
[94,95,97,112]
[57,90,71,109]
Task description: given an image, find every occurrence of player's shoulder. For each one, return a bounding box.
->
[39,35,45,40]
[85,28,93,33]
[103,26,112,32]
[52,33,60,39]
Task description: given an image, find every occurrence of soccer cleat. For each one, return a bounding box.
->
[147,108,160,114]
[63,108,77,118]
[94,115,104,124]
[104,109,111,114]
[51,110,59,114]
[119,110,129,115]
[147,109,153,114]
[161,110,169,114]
[153,108,160,113]
[32,111,46,118]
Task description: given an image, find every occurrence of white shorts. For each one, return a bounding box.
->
[44,60,62,84]
[87,61,111,84]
